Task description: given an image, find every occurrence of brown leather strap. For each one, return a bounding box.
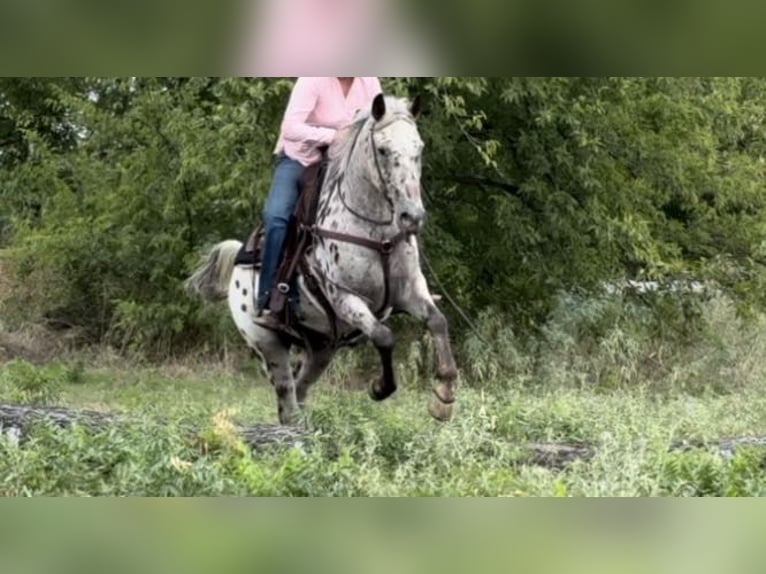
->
[269,230,310,316]
[268,154,329,318]
[312,226,413,316]
[300,259,338,345]
[313,227,411,255]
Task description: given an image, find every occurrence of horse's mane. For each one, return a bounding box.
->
[324,116,367,189]
[324,96,413,192]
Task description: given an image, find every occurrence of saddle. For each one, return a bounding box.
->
[234,148,330,328]
[268,150,329,321]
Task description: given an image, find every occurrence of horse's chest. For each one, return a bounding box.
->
[316,238,415,299]
[318,244,383,286]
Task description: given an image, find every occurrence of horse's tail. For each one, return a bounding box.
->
[185,240,243,302]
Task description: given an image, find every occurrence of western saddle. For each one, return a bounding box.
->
[236,148,331,336]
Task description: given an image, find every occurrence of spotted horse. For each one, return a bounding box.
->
[186,94,458,424]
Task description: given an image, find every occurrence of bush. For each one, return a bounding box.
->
[0,359,63,405]
[659,448,766,496]
[5,77,766,359]
[458,290,766,396]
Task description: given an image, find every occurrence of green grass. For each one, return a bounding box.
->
[2,292,766,496]
[2,350,766,496]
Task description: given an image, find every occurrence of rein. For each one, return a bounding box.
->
[335,113,416,227]
[336,125,395,226]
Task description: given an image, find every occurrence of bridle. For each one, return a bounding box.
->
[335,114,417,227]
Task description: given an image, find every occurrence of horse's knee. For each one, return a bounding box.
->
[371,324,394,350]
[437,364,458,382]
[427,309,449,336]
[274,381,292,399]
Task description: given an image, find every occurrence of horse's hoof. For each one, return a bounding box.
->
[369,380,396,402]
[428,397,454,422]
[278,406,302,426]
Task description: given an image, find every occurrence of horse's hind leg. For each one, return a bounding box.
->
[252,331,300,425]
[398,274,458,421]
[294,344,335,407]
[334,294,397,401]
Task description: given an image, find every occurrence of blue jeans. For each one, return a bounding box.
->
[257,153,306,310]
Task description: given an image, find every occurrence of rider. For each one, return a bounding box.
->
[255,77,383,329]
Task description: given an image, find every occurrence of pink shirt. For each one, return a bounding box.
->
[275,77,382,166]
[243,0,384,76]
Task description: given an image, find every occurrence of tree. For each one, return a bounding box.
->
[2,77,766,354]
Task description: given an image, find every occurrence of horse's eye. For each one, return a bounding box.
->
[377,147,388,156]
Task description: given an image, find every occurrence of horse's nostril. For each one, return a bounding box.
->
[400,211,425,231]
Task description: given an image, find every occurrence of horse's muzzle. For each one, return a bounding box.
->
[399,209,426,233]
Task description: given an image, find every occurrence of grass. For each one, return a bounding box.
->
[2,291,766,496]
[2,348,766,496]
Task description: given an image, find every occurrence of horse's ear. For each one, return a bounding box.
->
[372,93,386,121]
[409,94,422,119]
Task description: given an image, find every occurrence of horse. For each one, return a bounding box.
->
[185,94,458,424]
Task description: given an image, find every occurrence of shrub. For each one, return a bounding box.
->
[0,359,62,405]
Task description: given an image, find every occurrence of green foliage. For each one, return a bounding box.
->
[2,331,766,496]
[458,290,766,398]
[0,359,62,405]
[0,419,238,496]
[3,77,766,354]
[1,78,292,353]
[659,448,766,496]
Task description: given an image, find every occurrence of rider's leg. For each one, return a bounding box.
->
[257,153,306,315]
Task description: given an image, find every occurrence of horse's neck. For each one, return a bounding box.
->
[318,148,395,238]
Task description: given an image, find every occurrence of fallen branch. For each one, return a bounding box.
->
[2,403,766,469]
[0,403,309,450]
[519,436,766,469]
[670,436,766,458]
[524,442,596,469]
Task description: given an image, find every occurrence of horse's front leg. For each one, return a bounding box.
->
[334,293,398,401]
[397,272,458,421]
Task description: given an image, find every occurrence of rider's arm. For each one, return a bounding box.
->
[280,77,336,147]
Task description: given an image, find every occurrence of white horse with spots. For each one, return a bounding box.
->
[186,94,458,424]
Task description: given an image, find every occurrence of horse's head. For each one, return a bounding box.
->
[368,94,425,234]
